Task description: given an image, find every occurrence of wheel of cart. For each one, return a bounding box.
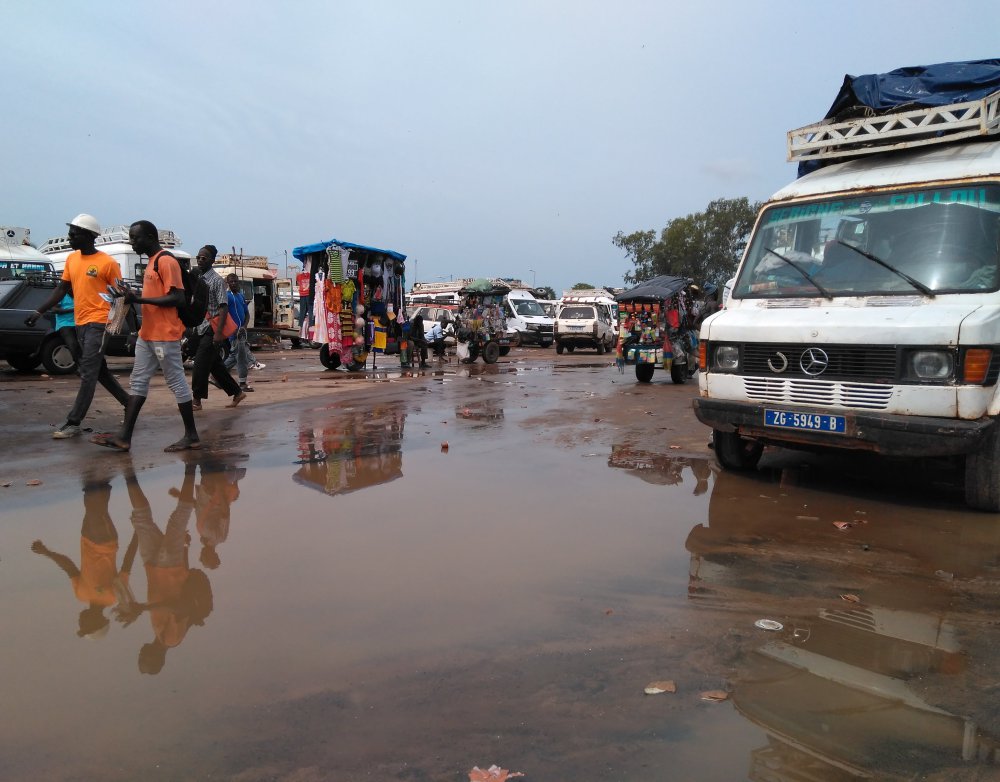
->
[635,363,655,383]
[319,344,341,369]
[482,340,501,364]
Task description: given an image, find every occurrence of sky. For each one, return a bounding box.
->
[5,0,1000,296]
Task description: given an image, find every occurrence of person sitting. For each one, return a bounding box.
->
[425,319,446,359]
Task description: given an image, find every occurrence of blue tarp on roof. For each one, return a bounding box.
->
[824,59,1000,121]
[292,239,406,262]
[615,275,689,302]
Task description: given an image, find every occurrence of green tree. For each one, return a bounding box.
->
[571,282,595,290]
[615,197,761,285]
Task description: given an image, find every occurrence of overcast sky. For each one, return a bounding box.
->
[5,1,999,295]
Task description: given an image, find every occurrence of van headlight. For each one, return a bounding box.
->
[905,349,954,381]
[714,345,740,372]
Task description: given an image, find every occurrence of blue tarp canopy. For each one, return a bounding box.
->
[292,239,406,262]
[824,59,1000,121]
[615,275,689,302]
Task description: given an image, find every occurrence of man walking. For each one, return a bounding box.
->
[223,273,254,392]
[91,220,200,452]
[25,214,129,438]
[191,246,245,410]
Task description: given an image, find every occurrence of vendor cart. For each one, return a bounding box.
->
[615,275,701,384]
[455,280,515,364]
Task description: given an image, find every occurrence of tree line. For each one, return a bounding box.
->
[613,196,761,286]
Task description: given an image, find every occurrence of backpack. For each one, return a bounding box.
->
[153,250,209,328]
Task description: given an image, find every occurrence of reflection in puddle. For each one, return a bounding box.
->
[31,453,248,676]
[688,469,1000,778]
[609,443,713,494]
[293,407,405,496]
[455,399,505,427]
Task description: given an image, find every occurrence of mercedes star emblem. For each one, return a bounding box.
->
[800,347,830,376]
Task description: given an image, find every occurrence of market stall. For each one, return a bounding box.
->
[455,279,515,364]
[615,275,700,384]
[291,239,407,370]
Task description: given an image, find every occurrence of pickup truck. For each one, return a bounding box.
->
[0,272,138,374]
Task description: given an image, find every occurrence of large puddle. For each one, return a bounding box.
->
[4,364,1000,780]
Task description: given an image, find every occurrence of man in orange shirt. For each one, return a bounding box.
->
[25,214,129,438]
[92,220,200,452]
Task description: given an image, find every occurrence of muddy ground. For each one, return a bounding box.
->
[3,346,1000,781]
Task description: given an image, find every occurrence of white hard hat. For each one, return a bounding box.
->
[67,213,101,235]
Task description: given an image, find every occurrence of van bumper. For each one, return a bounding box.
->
[692,397,993,458]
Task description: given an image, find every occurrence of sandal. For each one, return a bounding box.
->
[191,400,203,411]
[164,437,202,452]
[227,391,247,408]
[91,432,130,452]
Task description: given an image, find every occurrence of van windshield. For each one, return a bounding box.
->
[735,184,1000,298]
[512,299,544,316]
[560,306,595,319]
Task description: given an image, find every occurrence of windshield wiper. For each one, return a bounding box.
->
[763,247,833,300]
[834,240,935,298]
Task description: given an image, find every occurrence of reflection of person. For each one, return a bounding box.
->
[191,246,245,410]
[24,214,129,438]
[195,458,245,569]
[117,462,213,675]
[92,220,201,453]
[31,466,137,638]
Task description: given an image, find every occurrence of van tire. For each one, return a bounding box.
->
[566,345,575,353]
[482,341,501,364]
[498,346,511,357]
[319,344,341,370]
[965,420,1000,511]
[556,342,565,355]
[595,341,606,355]
[713,429,763,471]
[41,338,77,375]
[635,364,655,383]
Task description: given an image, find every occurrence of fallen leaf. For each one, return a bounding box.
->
[833,521,854,531]
[644,680,677,695]
[281,375,288,382]
[441,442,449,452]
[840,593,861,603]
[26,479,43,486]
[469,766,525,781]
[669,445,681,450]
[604,608,613,615]
[700,690,729,702]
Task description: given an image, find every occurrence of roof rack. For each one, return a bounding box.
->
[787,90,1000,163]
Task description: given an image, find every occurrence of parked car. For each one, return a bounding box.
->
[554,303,615,354]
[0,272,139,374]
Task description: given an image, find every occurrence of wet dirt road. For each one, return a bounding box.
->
[2,348,1000,781]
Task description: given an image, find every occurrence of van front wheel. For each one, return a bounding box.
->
[965,421,1000,511]
[713,429,763,471]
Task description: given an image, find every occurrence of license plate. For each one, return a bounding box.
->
[765,408,846,433]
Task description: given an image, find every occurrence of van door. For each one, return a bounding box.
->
[275,279,294,330]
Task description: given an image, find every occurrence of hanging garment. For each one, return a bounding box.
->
[313,270,329,345]
[373,320,387,353]
[327,245,344,283]
[324,277,342,348]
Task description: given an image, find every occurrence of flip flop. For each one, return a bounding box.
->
[164,438,202,453]
[91,433,130,452]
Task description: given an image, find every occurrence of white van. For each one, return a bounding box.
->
[503,288,554,347]
[694,122,1000,509]
[39,224,192,282]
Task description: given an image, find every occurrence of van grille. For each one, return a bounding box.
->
[744,378,893,409]
[742,343,897,381]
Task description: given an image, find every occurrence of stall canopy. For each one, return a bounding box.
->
[615,275,689,302]
[292,239,406,262]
